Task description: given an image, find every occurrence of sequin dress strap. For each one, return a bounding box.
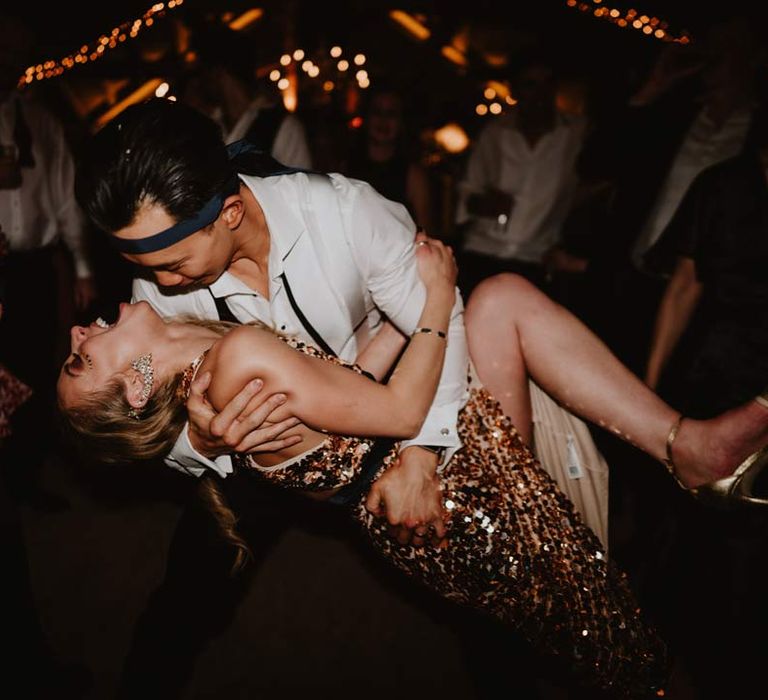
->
[177,351,209,401]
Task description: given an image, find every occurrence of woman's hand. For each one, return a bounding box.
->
[414,231,457,299]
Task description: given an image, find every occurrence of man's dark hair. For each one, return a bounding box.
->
[75,98,233,234]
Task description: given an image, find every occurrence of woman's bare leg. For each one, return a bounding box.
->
[465,274,768,488]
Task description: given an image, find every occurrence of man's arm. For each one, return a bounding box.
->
[336,178,467,545]
[46,108,95,310]
[340,178,468,462]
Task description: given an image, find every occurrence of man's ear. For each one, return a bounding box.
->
[221,194,245,230]
[122,369,149,410]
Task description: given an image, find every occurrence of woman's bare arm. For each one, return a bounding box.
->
[206,239,456,442]
[645,256,703,389]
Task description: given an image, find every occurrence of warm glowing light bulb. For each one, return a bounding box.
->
[330,46,342,58]
[476,104,488,116]
[356,70,368,81]
[434,123,470,153]
[293,49,305,60]
[338,59,349,71]
[484,87,496,100]
[270,70,280,81]
[323,80,334,91]
[354,54,366,65]
[278,78,289,90]
[489,102,502,114]
[280,54,291,66]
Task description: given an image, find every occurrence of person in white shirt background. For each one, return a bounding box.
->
[455,52,587,296]
[180,23,312,170]
[0,12,95,511]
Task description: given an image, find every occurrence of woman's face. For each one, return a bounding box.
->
[367,93,404,146]
[57,301,164,409]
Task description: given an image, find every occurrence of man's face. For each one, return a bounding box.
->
[114,201,237,288]
[516,65,556,122]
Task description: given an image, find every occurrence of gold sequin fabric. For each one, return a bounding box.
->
[236,340,669,697]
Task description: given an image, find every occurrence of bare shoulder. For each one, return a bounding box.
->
[210,325,293,375]
[205,326,300,409]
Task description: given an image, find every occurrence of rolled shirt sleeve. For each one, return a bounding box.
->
[336,175,469,468]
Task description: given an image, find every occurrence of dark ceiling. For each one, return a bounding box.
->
[8,1,767,133]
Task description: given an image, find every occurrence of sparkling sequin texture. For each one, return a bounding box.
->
[232,340,669,697]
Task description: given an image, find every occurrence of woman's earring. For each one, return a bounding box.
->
[128,353,154,420]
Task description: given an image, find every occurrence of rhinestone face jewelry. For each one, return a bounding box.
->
[94,317,109,328]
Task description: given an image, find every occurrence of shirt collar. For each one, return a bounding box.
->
[240,173,305,280]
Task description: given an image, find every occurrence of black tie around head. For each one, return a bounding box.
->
[111,140,317,255]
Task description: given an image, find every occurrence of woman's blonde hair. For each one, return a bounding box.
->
[59,316,260,573]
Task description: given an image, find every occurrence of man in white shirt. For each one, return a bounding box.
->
[0,14,94,509]
[75,98,466,697]
[455,57,586,295]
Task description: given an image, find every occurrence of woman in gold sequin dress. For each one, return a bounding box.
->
[56,240,767,697]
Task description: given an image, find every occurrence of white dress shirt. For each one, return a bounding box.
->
[0,93,90,277]
[134,172,468,478]
[632,104,753,268]
[456,112,586,263]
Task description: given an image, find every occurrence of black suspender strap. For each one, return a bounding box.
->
[279,272,337,357]
[210,292,242,325]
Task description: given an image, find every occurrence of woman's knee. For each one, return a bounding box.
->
[465,273,541,323]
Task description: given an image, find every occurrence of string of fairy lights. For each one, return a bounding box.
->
[20,0,690,129]
[564,0,691,43]
[18,0,185,87]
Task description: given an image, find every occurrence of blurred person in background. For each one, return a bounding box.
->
[343,81,435,235]
[181,23,312,169]
[0,12,94,510]
[454,53,587,297]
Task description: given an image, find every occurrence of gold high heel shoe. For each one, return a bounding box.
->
[664,394,768,508]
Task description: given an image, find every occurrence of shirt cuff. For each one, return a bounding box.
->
[164,424,234,479]
[400,408,461,473]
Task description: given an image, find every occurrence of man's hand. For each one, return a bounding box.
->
[186,371,302,459]
[365,446,447,547]
[467,187,515,219]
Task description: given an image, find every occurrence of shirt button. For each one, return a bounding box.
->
[440,428,450,436]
